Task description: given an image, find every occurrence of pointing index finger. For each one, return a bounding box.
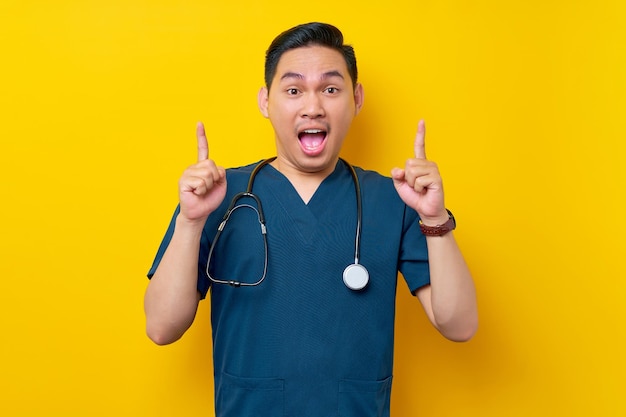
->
[196,121,208,162]
[414,120,426,159]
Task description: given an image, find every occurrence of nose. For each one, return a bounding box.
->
[300,93,325,118]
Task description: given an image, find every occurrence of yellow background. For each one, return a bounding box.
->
[1,0,625,415]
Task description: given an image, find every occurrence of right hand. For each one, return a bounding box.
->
[178,122,227,223]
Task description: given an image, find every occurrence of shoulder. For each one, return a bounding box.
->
[352,165,396,196]
[353,166,390,182]
[352,164,417,222]
[224,160,264,188]
[225,161,261,176]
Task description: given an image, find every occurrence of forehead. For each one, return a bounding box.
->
[274,45,349,82]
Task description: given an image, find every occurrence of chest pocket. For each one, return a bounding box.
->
[338,376,393,417]
[215,371,284,417]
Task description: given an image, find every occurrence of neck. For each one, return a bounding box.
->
[270,156,338,204]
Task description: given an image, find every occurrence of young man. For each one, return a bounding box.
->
[145,22,477,417]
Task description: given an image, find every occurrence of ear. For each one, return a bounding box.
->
[353,83,364,116]
[258,86,269,118]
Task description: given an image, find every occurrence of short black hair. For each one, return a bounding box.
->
[264,22,358,90]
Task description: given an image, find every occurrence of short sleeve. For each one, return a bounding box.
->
[398,206,430,294]
[146,205,212,299]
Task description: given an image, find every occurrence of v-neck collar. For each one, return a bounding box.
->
[255,160,352,243]
[262,160,347,207]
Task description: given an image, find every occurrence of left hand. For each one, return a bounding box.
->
[391,120,448,224]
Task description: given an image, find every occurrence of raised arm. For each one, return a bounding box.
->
[391,120,478,342]
[144,122,227,345]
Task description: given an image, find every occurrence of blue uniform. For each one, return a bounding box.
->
[148,160,430,417]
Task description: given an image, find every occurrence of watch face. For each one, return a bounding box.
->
[447,209,456,228]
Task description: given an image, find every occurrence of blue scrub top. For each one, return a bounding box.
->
[148,160,430,417]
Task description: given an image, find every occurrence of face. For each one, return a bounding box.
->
[258,45,364,177]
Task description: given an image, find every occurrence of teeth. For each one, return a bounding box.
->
[303,129,323,134]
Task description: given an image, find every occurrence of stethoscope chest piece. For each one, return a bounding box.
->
[343,263,369,291]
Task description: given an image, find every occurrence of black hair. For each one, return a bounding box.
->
[264,22,358,90]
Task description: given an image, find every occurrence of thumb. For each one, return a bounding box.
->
[391,167,404,180]
[390,167,405,188]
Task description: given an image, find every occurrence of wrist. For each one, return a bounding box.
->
[418,210,450,226]
[175,214,207,234]
[419,209,456,237]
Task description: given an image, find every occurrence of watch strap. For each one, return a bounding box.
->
[419,209,456,237]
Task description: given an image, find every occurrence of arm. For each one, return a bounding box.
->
[414,231,477,342]
[392,120,478,342]
[144,122,227,345]
[144,218,204,345]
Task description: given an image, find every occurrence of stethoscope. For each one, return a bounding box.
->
[206,157,369,291]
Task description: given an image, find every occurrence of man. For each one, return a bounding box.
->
[145,22,477,417]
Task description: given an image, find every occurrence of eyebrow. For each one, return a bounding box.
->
[279,70,345,82]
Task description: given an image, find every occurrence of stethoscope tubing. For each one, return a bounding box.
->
[206,157,367,289]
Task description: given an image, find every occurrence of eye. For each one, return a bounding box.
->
[286,88,299,95]
[325,87,338,94]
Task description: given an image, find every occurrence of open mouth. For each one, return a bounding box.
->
[298,129,328,154]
